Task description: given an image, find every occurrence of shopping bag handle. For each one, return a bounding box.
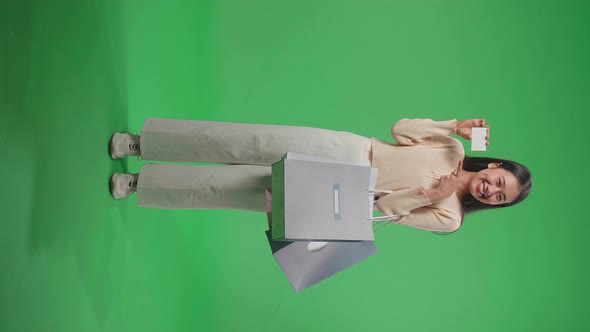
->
[367,189,399,233]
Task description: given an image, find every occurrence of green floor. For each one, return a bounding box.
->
[1,1,589,331]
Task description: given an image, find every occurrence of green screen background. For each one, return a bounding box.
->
[1,0,588,331]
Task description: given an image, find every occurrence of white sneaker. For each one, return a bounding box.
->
[109,132,141,159]
[110,173,139,199]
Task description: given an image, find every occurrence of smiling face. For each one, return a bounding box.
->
[469,163,522,205]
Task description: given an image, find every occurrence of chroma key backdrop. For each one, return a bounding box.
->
[1,1,588,331]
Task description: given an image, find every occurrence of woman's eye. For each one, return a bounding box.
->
[497,179,500,186]
[496,194,501,202]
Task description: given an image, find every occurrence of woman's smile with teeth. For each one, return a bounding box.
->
[478,181,486,197]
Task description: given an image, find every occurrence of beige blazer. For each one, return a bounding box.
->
[371,118,465,232]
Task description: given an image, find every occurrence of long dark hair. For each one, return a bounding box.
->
[434,156,532,235]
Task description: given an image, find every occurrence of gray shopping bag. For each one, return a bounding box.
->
[265,188,378,292]
[271,152,378,242]
[264,230,377,292]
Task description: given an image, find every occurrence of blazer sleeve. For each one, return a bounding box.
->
[374,187,432,217]
[375,191,461,232]
[394,205,462,232]
[391,118,458,146]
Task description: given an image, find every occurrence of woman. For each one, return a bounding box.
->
[109,118,532,233]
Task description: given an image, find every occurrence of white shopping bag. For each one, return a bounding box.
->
[270,152,379,242]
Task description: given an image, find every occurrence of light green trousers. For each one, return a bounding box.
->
[137,118,372,212]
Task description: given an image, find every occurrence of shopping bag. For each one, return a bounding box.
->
[270,152,378,242]
[265,191,377,292]
[264,230,377,292]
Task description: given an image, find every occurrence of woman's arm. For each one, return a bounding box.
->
[375,175,457,216]
[391,118,458,145]
[391,118,490,146]
[394,206,461,232]
[374,187,461,232]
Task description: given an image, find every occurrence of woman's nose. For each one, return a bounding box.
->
[487,184,498,196]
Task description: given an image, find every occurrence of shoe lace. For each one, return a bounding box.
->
[128,179,138,188]
[129,143,140,153]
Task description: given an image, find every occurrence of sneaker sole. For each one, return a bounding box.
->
[109,133,119,160]
[110,173,124,199]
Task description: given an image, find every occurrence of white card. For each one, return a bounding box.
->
[471,127,487,151]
